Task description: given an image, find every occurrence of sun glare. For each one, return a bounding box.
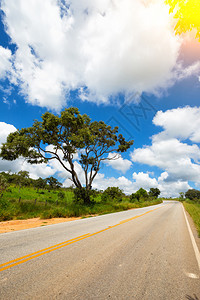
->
[166,0,200,40]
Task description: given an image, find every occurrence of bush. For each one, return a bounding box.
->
[0,211,13,221]
[130,188,149,202]
[185,189,200,201]
[0,197,10,209]
[101,187,124,202]
[130,193,139,203]
[73,188,91,205]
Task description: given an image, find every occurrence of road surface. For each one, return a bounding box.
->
[0,201,200,299]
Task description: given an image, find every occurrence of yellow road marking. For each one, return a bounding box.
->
[0,206,164,272]
[0,233,90,269]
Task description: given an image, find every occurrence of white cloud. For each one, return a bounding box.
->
[153,106,200,143]
[104,153,132,173]
[1,0,196,110]
[157,172,191,198]
[92,173,133,194]
[93,171,155,195]
[92,170,190,197]
[132,172,157,190]
[131,106,200,185]
[0,122,55,178]
[0,122,17,144]
[0,46,12,79]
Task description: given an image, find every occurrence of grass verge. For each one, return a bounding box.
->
[0,186,162,221]
[183,201,200,237]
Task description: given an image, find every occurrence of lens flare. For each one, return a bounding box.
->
[166,0,200,40]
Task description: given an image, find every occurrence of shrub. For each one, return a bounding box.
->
[130,188,149,202]
[185,189,200,201]
[101,187,124,202]
[73,188,94,205]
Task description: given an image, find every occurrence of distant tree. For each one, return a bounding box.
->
[130,188,148,202]
[18,170,29,179]
[34,177,47,191]
[17,170,30,190]
[136,188,148,199]
[130,192,139,202]
[46,177,62,190]
[1,172,17,184]
[0,107,133,204]
[149,188,161,198]
[185,189,200,200]
[101,187,124,202]
[179,192,185,200]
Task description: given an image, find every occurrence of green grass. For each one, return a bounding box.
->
[0,186,162,221]
[183,201,200,237]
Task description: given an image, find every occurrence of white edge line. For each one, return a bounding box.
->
[182,204,200,271]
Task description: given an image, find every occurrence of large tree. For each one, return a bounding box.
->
[0,107,133,204]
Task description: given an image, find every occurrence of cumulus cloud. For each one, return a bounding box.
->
[157,172,191,198]
[104,153,132,173]
[0,122,55,178]
[0,122,17,144]
[1,0,196,110]
[0,46,12,79]
[92,173,133,194]
[132,172,157,190]
[92,170,190,197]
[131,106,200,185]
[153,106,200,143]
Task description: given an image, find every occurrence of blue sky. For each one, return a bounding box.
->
[0,0,200,197]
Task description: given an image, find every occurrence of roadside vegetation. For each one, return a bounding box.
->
[180,189,200,237]
[0,172,162,221]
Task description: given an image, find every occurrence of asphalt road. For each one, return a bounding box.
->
[0,201,200,299]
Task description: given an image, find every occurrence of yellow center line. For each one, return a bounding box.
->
[0,234,91,268]
[0,205,164,272]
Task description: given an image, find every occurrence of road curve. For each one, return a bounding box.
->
[0,201,200,299]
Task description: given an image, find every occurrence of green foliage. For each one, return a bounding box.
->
[184,201,200,237]
[58,191,65,200]
[148,188,161,198]
[0,174,7,195]
[34,177,47,190]
[73,188,92,205]
[185,189,200,202]
[101,187,124,202]
[179,192,185,201]
[130,188,149,202]
[0,185,162,221]
[47,177,62,190]
[0,107,133,204]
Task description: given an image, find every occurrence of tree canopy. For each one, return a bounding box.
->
[0,107,133,204]
[185,189,200,200]
[148,188,161,198]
